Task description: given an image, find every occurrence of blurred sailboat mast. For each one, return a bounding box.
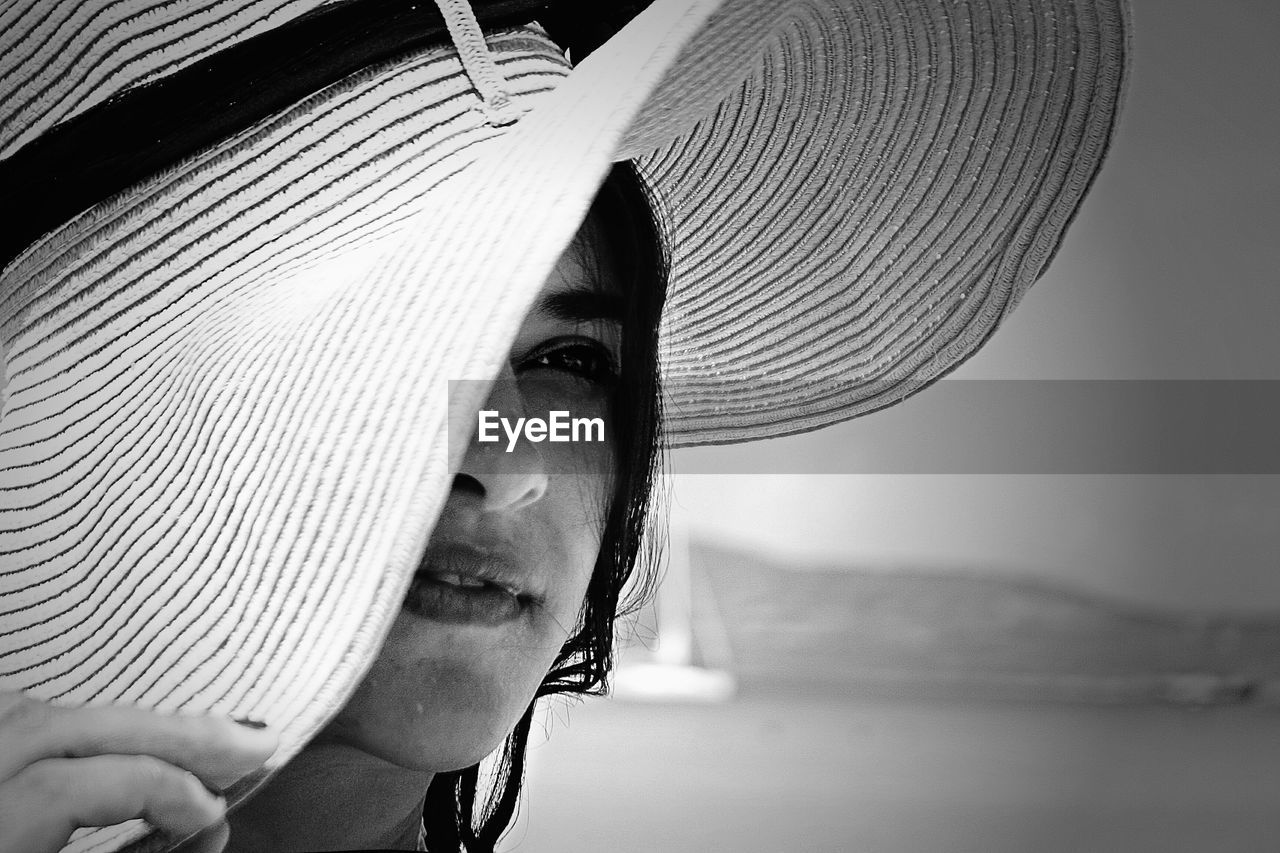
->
[613,515,736,702]
[654,516,695,667]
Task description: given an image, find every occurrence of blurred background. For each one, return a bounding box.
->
[504,1,1280,850]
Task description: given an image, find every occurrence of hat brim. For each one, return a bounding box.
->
[634,0,1130,444]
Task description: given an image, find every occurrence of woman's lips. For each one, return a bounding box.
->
[403,572,522,624]
[403,546,536,625]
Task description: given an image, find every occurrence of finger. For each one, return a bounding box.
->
[0,693,276,790]
[0,755,225,853]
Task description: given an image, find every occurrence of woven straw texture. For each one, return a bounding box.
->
[645,0,1128,443]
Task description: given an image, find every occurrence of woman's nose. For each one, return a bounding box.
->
[456,367,549,512]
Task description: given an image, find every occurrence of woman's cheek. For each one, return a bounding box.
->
[543,482,609,630]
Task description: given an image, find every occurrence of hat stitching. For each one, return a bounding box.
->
[0,35,567,406]
[0,0,312,156]
[434,0,521,126]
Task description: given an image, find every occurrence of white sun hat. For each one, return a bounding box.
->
[0,0,1128,849]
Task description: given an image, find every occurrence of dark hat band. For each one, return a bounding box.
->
[0,0,549,273]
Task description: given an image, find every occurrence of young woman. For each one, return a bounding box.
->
[227,162,668,851]
[0,161,665,852]
[0,1,1127,851]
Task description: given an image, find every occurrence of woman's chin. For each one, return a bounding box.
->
[345,711,513,773]
[314,606,557,771]
[322,662,536,772]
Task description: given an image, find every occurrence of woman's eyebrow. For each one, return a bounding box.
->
[537,288,624,324]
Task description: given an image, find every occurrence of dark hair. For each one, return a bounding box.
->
[421,159,669,852]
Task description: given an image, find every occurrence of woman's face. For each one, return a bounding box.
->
[317,221,623,771]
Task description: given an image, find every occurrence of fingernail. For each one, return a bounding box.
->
[232,717,268,729]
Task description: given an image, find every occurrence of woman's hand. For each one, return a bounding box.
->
[0,691,277,853]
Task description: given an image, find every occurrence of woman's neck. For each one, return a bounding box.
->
[226,737,433,851]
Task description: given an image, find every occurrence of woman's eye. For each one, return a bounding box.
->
[522,339,618,385]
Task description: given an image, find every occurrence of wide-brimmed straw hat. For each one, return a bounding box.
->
[0,0,1128,849]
